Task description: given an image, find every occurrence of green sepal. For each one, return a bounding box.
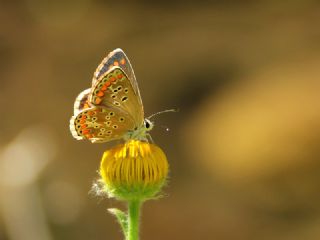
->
[108,208,128,237]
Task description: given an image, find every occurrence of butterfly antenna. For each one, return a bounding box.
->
[148,108,179,120]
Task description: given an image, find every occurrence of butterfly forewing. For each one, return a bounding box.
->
[90,66,144,126]
[92,48,142,105]
[70,106,135,143]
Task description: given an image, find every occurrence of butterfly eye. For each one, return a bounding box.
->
[119,117,124,122]
[98,132,103,136]
[144,119,153,129]
[94,125,99,129]
[111,95,116,99]
[109,112,114,116]
[113,125,118,129]
[117,86,122,91]
[92,117,97,121]
[124,88,129,93]
[107,130,112,134]
[114,101,120,106]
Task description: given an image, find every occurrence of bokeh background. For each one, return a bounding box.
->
[1,1,320,240]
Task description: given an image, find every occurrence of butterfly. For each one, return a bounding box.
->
[70,48,154,143]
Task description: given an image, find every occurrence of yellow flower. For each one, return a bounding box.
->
[99,140,169,200]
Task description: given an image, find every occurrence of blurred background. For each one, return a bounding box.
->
[1,0,320,239]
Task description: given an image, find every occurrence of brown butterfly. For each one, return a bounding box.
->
[70,49,154,143]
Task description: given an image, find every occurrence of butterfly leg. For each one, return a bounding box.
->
[146,134,154,143]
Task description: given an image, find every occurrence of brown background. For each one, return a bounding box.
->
[1,1,320,240]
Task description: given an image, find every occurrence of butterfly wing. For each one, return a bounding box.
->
[89,66,144,126]
[70,49,145,143]
[70,106,136,143]
[73,88,91,115]
[92,48,143,106]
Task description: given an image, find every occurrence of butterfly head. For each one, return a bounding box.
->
[128,109,177,141]
[122,118,154,142]
[144,118,154,132]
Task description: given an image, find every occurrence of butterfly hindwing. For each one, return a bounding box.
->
[70,106,136,143]
[73,88,91,115]
[90,66,144,126]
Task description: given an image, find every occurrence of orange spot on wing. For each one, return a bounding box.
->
[86,134,93,138]
[95,97,102,104]
[110,77,116,82]
[83,103,90,108]
[81,115,87,119]
[105,81,111,87]
[88,111,95,116]
[81,124,87,129]
[80,119,86,124]
[113,61,119,66]
[101,85,107,91]
[120,58,126,65]
[83,129,90,134]
[117,74,123,79]
[97,91,104,97]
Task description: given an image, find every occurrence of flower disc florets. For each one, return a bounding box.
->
[99,140,169,201]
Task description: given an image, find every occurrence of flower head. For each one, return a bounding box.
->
[99,140,169,201]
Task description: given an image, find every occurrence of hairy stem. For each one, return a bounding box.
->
[127,200,142,240]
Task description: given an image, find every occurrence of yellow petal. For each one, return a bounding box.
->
[99,140,169,200]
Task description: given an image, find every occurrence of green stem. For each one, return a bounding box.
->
[127,200,142,240]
